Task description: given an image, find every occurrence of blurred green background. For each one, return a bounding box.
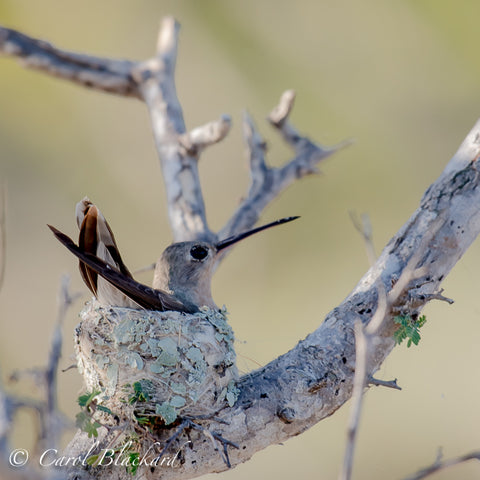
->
[1,0,480,479]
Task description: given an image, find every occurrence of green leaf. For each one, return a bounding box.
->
[129,381,150,404]
[78,390,100,408]
[97,404,113,415]
[393,314,427,348]
[410,329,421,346]
[136,416,150,425]
[75,412,101,438]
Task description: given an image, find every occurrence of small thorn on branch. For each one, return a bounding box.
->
[425,289,454,305]
[367,375,402,390]
[406,288,454,309]
[179,115,232,156]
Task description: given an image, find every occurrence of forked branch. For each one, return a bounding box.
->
[0,277,78,479]
[0,18,347,248]
[218,93,351,240]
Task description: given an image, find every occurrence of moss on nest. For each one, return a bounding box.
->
[75,301,239,426]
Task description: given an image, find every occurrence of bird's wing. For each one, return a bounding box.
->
[48,225,195,313]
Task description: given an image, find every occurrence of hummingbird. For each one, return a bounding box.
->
[49,197,298,314]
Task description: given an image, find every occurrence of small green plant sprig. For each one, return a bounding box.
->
[393,314,427,347]
[76,390,112,438]
[128,381,150,404]
[77,390,143,475]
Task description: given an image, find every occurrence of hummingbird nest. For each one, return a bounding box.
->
[75,301,239,428]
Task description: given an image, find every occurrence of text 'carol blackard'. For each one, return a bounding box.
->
[9,440,191,470]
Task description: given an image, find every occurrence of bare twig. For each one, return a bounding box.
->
[188,420,239,468]
[410,288,454,305]
[0,183,5,293]
[3,277,79,457]
[339,321,369,480]
[0,26,138,97]
[0,374,14,458]
[0,276,79,477]
[350,211,376,266]
[42,276,81,448]
[340,216,447,480]
[268,89,352,153]
[219,94,350,241]
[153,420,190,465]
[367,376,401,390]
[61,364,77,373]
[403,449,480,480]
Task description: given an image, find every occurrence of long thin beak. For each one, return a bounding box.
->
[216,216,300,251]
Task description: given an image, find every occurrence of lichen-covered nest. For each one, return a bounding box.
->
[75,301,239,425]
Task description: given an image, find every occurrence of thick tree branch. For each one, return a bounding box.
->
[60,120,480,480]
[202,119,480,478]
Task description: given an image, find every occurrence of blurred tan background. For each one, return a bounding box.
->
[1,1,480,479]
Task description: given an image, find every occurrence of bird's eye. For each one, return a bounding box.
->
[190,245,209,261]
